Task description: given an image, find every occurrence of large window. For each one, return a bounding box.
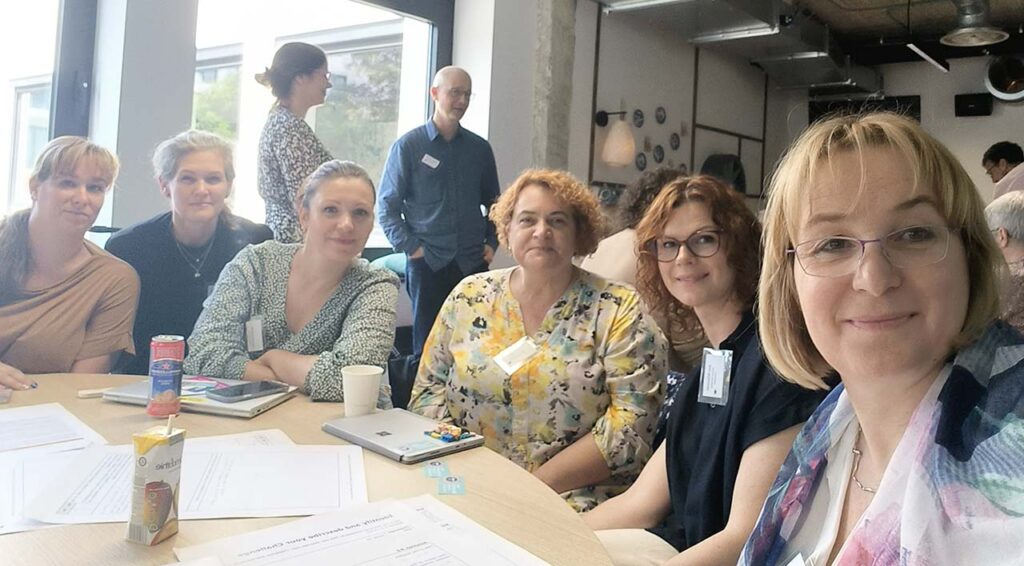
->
[194,0,433,247]
[0,1,59,216]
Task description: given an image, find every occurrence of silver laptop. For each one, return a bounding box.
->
[103,376,297,418]
[322,408,485,464]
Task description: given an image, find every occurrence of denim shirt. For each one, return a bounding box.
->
[377,120,500,272]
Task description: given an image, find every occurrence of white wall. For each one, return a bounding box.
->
[881,57,1024,202]
[586,10,696,186]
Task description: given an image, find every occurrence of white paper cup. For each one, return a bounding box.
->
[342,365,383,417]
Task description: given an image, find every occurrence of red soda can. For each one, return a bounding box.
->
[148,335,185,417]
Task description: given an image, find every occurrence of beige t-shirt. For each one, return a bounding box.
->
[0,241,140,374]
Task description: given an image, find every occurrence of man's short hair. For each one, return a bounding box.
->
[983,141,1024,165]
[986,191,1024,241]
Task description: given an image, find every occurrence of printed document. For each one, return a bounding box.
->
[23,434,365,524]
[0,403,105,454]
[175,496,550,565]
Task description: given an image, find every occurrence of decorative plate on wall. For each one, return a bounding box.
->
[635,152,647,171]
[655,106,666,124]
[653,145,665,163]
[669,132,680,150]
[633,109,645,128]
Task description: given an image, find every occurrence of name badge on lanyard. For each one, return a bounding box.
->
[494,336,539,376]
[698,347,733,406]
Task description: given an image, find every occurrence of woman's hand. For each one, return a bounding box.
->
[0,361,35,390]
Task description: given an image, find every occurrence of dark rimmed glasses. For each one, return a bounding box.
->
[644,230,722,262]
[789,224,952,278]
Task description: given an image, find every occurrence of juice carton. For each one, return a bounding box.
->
[126,425,185,545]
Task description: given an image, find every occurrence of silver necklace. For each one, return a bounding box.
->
[851,428,877,494]
[174,237,215,279]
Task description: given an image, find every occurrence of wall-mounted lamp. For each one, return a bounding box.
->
[595,110,635,168]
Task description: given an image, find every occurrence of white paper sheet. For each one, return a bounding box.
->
[0,403,106,454]
[24,443,367,524]
[174,497,549,566]
[405,494,548,565]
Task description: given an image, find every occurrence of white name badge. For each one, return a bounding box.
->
[421,154,440,169]
[698,347,732,406]
[245,316,264,353]
[494,336,539,376]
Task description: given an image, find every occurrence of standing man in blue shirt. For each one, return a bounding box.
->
[378,66,500,364]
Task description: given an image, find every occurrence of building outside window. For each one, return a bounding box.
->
[0,1,58,216]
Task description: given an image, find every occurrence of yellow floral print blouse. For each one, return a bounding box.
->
[409,267,667,511]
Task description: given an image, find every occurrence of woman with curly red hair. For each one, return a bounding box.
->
[409,168,667,512]
[583,175,826,565]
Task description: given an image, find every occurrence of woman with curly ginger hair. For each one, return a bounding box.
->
[584,175,826,566]
[409,168,667,512]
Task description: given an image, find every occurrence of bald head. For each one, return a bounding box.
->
[432,66,471,89]
[430,66,473,129]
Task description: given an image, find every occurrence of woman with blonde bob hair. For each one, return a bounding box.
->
[584,176,825,565]
[409,168,667,512]
[741,112,1021,565]
[0,136,139,386]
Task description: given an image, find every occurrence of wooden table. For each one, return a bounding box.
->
[0,374,612,566]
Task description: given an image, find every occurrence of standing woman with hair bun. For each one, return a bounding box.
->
[256,42,334,243]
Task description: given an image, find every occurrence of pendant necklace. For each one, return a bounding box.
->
[175,236,215,280]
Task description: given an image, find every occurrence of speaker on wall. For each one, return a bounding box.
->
[954,93,994,117]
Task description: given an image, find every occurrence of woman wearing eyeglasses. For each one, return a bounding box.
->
[256,42,334,243]
[740,112,1024,565]
[583,176,827,566]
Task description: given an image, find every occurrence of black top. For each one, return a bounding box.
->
[649,311,828,551]
[105,212,272,374]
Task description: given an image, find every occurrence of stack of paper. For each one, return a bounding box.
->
[174,495,550,566]
[22,433,367,524]
[0,403,108,534]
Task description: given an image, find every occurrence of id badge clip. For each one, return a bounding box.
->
[698,347,732,406]
[245,316,265,353]
[493,336,539,376]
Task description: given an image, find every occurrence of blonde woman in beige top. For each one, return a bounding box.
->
[0,137,139,389]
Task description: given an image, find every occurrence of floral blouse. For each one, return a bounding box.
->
[257,105,333,243]
[408,267,667,511]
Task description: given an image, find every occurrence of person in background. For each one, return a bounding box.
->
[256,41,334,242]
[0,136,138,388]
[984,191,1024,334]
[983,140,1024,199]
[185,160,398,405]
[581,167,707,377]
[106,130,272,374]
[377,66,500,366]
[409,169,666,512]
[742,112,1024,565]
[583,176,826,566]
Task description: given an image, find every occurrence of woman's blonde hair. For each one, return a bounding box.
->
[0,136,119,305]
[759,112,1003,389]
[489,169,605,256]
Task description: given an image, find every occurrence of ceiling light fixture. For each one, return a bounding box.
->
[940,0,1008,47]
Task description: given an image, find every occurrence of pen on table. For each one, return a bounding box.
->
[77,387,111,399]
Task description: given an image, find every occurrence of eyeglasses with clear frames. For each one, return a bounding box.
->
[644,230,723,262]
[447,88,474,100]
[788,224,953,278]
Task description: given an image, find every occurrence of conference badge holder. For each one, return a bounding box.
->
[494,336,539,376]
[698,347,732,406]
